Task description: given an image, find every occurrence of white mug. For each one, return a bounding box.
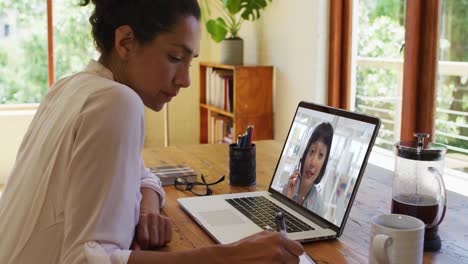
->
[369,214,425,264]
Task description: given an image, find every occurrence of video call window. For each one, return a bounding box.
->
[271,107,376,227]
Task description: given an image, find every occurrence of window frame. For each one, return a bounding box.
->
[328,0,353,110]
[47,0,54,87]
[328,0,442,143]
[400,0,441,142]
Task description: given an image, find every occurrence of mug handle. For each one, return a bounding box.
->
[372,234,392,264]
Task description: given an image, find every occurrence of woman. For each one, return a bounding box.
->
[0,1,303,263]
[285,122,334,216]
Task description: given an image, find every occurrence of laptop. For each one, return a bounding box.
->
[178,101,381,244]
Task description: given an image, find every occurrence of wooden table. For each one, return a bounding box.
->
[143,140,468,264]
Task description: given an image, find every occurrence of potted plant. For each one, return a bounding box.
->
[201,0,272,65]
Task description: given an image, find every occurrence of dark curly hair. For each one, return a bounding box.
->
[300,122,334,184]
[80,0,201,54]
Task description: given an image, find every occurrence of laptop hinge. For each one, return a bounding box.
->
[270,191,337,231]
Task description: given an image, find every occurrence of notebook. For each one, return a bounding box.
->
[149,165,197,186]
[178,101,380,246]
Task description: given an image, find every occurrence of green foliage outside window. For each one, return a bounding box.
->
[435,0,468,152]
[357,0,468,156]
[356,0,405,149]
[0,0,94,104]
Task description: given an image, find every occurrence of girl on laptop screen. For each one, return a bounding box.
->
[283,122,334,216]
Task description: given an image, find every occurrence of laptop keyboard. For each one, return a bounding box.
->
[225,196,315,233]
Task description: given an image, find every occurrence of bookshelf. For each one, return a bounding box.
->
[199,62,274,144]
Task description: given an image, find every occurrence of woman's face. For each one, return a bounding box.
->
[302,140,328,186]
[123,15,201,111]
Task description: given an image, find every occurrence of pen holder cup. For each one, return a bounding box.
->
[228,143,256,186]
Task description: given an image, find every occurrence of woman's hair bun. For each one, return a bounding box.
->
[79,0,200,53]
[79,0,92,6]
[80,0,107,7]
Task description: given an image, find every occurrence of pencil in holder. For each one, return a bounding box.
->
[228,143,256,186]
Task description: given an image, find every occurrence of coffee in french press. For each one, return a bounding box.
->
[392,133,447,252]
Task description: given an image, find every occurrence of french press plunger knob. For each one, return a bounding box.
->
[414,133,430,151]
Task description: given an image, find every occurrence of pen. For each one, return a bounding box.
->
[245,126,251,148]
[241,132,248,148]
[275,211,287,236]
[248,125,254,147]
[276,211,316,264]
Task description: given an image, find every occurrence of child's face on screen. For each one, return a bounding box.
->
[302,140,328,185]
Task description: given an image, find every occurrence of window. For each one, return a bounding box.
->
[0,0,94,105]
[351,0,406,150]
[435,0,468,172]
[330,0,468,174]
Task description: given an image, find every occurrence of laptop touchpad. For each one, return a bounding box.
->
[199,210,246,226]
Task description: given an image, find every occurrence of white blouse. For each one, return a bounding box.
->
[0,60,165,264]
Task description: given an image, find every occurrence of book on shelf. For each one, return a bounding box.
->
[148,165,197,186]
[223,136,233,144]
[205,67,233,112]
[208,114,233,144]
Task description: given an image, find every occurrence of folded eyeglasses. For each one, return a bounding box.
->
[174,174,225,196]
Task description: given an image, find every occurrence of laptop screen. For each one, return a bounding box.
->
[270,103,378,228]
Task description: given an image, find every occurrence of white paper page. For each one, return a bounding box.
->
[300,253,317,264]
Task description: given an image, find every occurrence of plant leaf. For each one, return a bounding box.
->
[240,0,271,21]
[206,18,228,43]
[223,0,242,15]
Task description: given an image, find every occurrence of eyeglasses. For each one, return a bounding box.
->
[174,174,225,196]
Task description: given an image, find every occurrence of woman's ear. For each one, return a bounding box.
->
[114,25,136,60]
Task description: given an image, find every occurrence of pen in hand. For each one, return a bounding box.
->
[276,211,317,264]
[275,211,287,237]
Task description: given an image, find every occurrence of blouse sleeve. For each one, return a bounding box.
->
[60,87,144,264]
[140,165,166,208]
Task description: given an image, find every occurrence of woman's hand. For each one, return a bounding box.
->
[286,170,300,198]
[132,213,173,250]
[129,230,304,264]
[226,231,304,264]
[132,188,173,250]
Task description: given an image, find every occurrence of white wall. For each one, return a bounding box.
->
[244,0,330,140]
[0,109,35,182]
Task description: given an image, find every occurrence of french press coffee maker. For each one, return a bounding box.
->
[392,133,447,251]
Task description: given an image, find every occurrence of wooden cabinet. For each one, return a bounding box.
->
[199,62,274,144]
